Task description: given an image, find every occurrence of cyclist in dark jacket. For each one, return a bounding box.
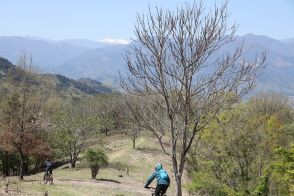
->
[144,163,170,196]
[44,159,53,175]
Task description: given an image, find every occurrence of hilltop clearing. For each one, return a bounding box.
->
[0,134,189,196]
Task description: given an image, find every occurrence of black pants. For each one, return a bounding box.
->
[155,184,168,196]
[45,167,52,175]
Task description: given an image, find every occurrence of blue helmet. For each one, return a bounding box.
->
[155,163,163,171]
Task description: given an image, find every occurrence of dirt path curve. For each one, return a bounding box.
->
[56,178,151,195]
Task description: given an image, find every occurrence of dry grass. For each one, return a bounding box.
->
[0,134,189,195]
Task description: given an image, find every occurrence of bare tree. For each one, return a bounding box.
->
[122,1,265,195]
[126,125,140,149]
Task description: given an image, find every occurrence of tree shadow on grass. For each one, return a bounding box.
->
[95,178,120,184]
[58,178,121,184]
[23,179,40,182]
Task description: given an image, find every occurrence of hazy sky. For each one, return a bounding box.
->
[0,0,293,41]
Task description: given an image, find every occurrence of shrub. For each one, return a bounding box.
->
[84,149,108,179]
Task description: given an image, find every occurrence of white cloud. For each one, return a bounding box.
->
[99,38,130,45]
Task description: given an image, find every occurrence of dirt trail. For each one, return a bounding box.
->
[56,178,189,196]
[0,178,151,196]
[56,178,151,195]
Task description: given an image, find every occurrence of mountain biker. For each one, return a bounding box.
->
[144,163,170,196]
[44,159,53,176]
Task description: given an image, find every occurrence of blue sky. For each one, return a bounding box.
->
[0,0,293,41]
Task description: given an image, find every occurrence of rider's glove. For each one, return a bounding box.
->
[144,185,149,189]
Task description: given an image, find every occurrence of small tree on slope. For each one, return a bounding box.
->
[84,149,108,179]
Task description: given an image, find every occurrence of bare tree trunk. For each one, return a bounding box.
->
[1,152,9,177]
[175,176,182,196]
[170,118,183,196]
[171,157,185,196]
[19,150,24,180]
[132,137,136,149]
[71,161,76,168]
[34,160,41,173]
[70,157,76,168]
[91,167,99,179]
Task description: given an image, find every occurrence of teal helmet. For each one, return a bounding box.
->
[155,163,163,171]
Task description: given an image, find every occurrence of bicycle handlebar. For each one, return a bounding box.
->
[145,186,156,190]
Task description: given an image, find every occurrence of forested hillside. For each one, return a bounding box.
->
[0,57,113,96]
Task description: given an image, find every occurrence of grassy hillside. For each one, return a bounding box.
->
[0,134,189,196]
[0,57,114,96]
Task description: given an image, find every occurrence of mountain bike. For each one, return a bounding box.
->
[146,186,167,196]
[43,173,54,185]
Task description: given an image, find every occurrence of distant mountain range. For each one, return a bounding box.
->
[0,36,128,86]
[0,34,294,97]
